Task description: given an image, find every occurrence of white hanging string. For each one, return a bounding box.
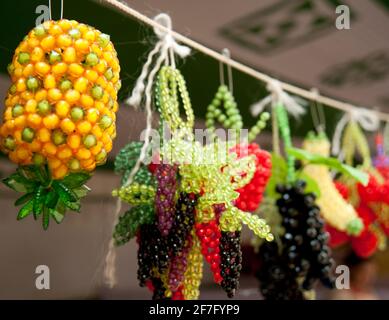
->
[331,107,380,156]
[103,13,190,288]
[219,48,233,93]
[250,79,307,119]
[310,88,326,133]
[102,0,389,123]
[48,0,64,20]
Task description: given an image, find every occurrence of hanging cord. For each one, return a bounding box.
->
[49,0,64,20]
[219,48,233,94]
[331,107,380,157]
[103,13,190,288]
[102,0,389,123]
[310,88,326,133]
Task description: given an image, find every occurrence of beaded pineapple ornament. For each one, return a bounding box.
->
[0,18,120,229]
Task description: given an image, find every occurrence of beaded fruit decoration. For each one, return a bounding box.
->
[0,20,120,229]
[112,66,273,300]
[205,84,272,212]
[302,132,363,235]
[256,103,336,300]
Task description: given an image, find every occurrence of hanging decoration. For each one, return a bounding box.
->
[108,15,273,300]
[326,116,388,257]
[0,19,120,229]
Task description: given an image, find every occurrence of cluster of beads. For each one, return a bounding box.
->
[205,85,243,135]
[220,231,242,298]
[112,183,155,205]
[257,180,335,299]
[168,235,192,292]
[182,232,203,300]
[113,204,154,246]
[195,219,222,284]
[150,277,171,300]
[230,143,272,212]
[136,223,169,287]
[167,192,197,255]
[155,164,178,236]
[155,66,194,136]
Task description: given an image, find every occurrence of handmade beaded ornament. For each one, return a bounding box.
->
[112,65,273,299]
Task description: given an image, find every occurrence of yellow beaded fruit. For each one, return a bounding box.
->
[0,20,121,229]
[1,19,120,179]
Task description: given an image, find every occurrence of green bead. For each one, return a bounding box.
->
[37,100,51,115]
[104,68,113,80]
[52,129,67,145]
[85,53,99,67]
[18,52,30,65]
[12,104,24,117]
[91,85,104,99]
[83,134,97,148]
[22,127,35,143]
[3,136,16,150]
[9,85,16,94]
[59,79,72,91]
[32,153,45,166]
[98,33,110,48]
[7,63,14,75]
[48,50,62,64]
[34,25,46,37]
[261,112,270,121]
[99,115,113,129]
[69,158,81,171]
[70,107,84,121]
[26,76,40,91]
[69,28,81,39]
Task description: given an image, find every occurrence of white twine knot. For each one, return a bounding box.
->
[127,13,191,108]
[250,78,306,119]
[331,106,380,156]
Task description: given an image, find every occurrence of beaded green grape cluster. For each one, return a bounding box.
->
[112,183,155,205]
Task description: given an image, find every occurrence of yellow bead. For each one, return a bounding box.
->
[57,34,72,47]
[68,63,84,77]
[86,108,99,123]
[67,133,81,149]
[63,47,77,63]
[35,62,51,75]
[77,121,92,134]
[74,39,89,53]
[60,118,76,134]
[57,146,72,159]
[41,35,56,50]
[55,100,70,118]
[52,62,68,75]
[74,77,89,93]
[83,30,96,42]
[65,89,80,104]
[27,114,42,127]
[43,142,57,156]
[37,127,51,142]
[43,114,59,129]
[25,100,37,113]
[80,94,94,108]
[48,88,62,102]
[44,74,56,89]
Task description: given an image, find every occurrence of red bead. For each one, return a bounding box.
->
[230,143,271,212]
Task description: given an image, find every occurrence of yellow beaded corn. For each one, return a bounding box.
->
[302,134,363,235]
[0,20,120,228]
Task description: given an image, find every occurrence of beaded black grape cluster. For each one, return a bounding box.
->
[151,277,171,300]
[167,192,197,255]
[257,180,335,299]
[137,223,169,287]
[220,231,242,298]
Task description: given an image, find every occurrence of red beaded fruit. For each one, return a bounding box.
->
[171,286,185,300]
[230,143,271,212]
[195,220,222,284]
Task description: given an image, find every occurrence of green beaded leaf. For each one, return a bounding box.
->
[287,147,369,185]
[61,172,91,189]
[5,164,90,229]
[113,204,155,246]
[50,209,65,224]
[33,186,46,216]
[52,181,78,203]
[14,192,34,206]
[42,207,50,230]
[17,198,34,220]
[3,173,35,193]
